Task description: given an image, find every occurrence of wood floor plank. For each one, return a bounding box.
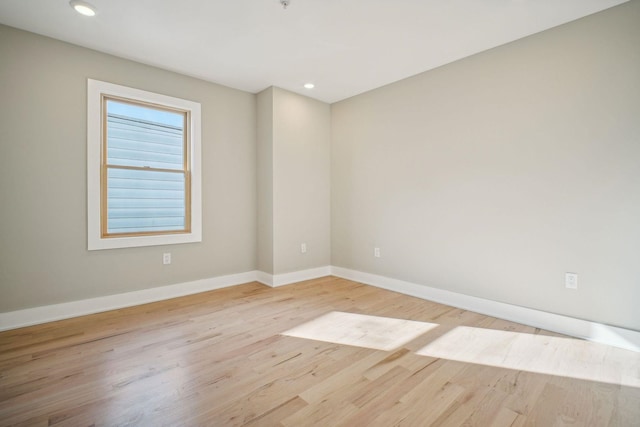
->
[1,277,638,426]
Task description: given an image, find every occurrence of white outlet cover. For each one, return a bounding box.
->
[565,272,578,289]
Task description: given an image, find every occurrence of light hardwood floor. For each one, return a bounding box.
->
[1,276,638,426]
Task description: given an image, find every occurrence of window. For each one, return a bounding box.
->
[88,79,201,250]
[102,98,189,235]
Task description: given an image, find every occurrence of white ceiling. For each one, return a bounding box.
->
[0,0,628,103]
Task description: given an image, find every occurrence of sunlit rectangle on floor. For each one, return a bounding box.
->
[416,326,640,387]
[281,311,438,351]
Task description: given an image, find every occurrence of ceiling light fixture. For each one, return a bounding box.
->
[304,83,315,89]
[280,0,290,9]
[69,0,96,16]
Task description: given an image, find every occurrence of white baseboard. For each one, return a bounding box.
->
[257,266,332,287]
[330,266,640,352]
[0,266,333,332]
[3,265,638,353]
[255,271,274,287]
[0,271,259,332]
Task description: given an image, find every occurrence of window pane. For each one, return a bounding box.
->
[106,168,185,234]
[106,99,184,170]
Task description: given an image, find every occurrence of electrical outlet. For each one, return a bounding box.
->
[163,253,171,265]
[565,272,578,289]
[301,243,307,254]
[374,247,381,258]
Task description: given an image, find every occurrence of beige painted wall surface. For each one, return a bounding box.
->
[256,88,274,274]
[0,25,257,312]
[272,88,331,274]
[331,2,640,330]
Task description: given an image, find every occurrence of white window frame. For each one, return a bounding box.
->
[87,79,202,250]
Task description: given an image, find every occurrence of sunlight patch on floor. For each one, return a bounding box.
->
[282,311,640,387]
[281,311,438,351]
[416,326,640,388]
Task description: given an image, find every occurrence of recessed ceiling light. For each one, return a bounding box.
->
[70,0,96,16]
[304,83,315,89]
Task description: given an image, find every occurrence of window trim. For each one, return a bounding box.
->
[88,79,202,250]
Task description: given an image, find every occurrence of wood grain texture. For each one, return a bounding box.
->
[1,276,638,426]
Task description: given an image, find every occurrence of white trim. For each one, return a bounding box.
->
[0,266,332,331]
[273,266,332,287]
[330,266,640,352]
[0,271,257,332]
[3,265,637,352]
[256,266,332,287]
[256,271,274,287]
[87,79,202,250]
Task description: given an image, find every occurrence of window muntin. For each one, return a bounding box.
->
[102,97,190,237]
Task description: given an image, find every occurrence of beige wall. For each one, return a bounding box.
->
[331,1,640,330]
[258,87,331,275]
[257,88,275,274]
[0,25,257,312]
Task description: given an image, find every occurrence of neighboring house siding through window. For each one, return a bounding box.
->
[104,100,189,235]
